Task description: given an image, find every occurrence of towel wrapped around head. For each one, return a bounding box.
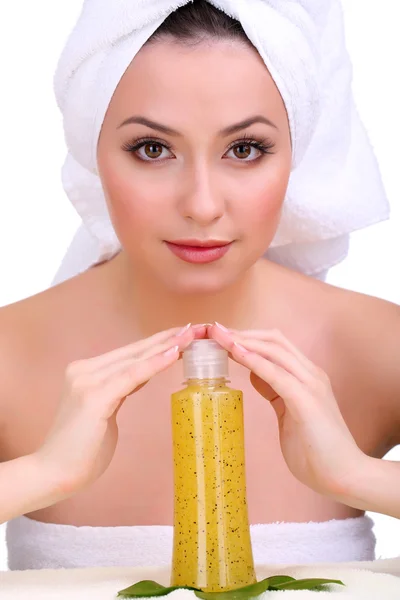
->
[51,0,389,284]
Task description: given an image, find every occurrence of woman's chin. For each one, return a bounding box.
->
[159,268,239,296]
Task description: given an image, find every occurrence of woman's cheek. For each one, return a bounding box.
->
[101,161,163,226]
[245,174,286,225]
[111,190,160,235]
[239,162,289,247]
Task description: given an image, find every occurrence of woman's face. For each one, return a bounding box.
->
[97,39,292,294]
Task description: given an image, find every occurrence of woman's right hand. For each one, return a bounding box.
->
[35,324,202,499]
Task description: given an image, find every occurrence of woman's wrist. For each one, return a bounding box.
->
[320,446,371,505]
[18,452,71,514]
[332,452,400,518]
[31,449,81,505]
[353,455,400,518]
[332,451,374,508]
[0,453,69,524]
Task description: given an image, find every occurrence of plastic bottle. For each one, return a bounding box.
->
[170,339,256,592]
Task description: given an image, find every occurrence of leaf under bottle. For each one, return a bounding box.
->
[117,575,344,598]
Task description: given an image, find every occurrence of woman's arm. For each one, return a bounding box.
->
[0,322,202,525]
[336,295,400,518]
[0,454,65,524]
[209,323,400,520]
[336,455,400,518]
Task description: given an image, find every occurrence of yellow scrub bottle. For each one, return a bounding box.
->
[171,340,256,592]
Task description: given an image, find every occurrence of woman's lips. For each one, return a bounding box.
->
[165,241,232,264]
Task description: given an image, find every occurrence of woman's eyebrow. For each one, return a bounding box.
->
[117,115,278,136]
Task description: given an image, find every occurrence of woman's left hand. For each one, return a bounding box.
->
[208,323,366,500]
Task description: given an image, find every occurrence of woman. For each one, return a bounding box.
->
[0,0,399,570]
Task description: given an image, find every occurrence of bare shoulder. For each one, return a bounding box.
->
[0,286,61,406]
[0,294,41,384]
[0,292,47,455]
[328,283,400,363]
[326,283,400,443]
[0,263,127,422]
[0,272,97,427]
[0,266,125,464]
[0,279,72,353]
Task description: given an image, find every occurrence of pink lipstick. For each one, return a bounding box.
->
[165,240,232,264]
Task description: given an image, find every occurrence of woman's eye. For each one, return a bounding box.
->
[226,144,260,161]
[137,142,171,161]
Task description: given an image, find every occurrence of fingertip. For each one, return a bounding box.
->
[214,321,230,333]
[176,323,192,337]
[193,326,207,339]
[163,345,179,358]
[207,323,223,338]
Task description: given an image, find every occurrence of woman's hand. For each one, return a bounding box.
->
[208,323,365,500]
[36,324,205,499]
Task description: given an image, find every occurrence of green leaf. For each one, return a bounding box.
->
[117,580,201,598]
[117,575,345,598]
[270,577,345,591]
[194,577,272,600]
[264,576,296,587]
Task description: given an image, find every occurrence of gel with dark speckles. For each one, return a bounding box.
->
[171,378,256,592]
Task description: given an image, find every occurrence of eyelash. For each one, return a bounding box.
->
[121,134,275,163]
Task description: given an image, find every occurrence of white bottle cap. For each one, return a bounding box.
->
[183,339,229,380]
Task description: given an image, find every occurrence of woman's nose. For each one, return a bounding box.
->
[178,166,224,226]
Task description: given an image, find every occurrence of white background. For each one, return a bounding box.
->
[0,0,399,570]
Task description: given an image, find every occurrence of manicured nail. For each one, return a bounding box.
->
[233,342,249,353]
[164,345,179,357]
[215,322,230,332]
[177,323,191,336]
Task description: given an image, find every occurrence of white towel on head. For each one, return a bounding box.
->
[51,0,389,284]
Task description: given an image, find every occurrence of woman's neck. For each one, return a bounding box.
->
[102,251,270,337]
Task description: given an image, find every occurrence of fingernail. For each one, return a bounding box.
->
[215,322,230,332]
[164,345,179,357]
[177,323,192,336]
[233,342,249,353]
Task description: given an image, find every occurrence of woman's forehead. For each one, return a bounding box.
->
[106,40,287,128]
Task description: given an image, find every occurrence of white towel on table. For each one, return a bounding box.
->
[51,0,389,284]
[1,560,400,599]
